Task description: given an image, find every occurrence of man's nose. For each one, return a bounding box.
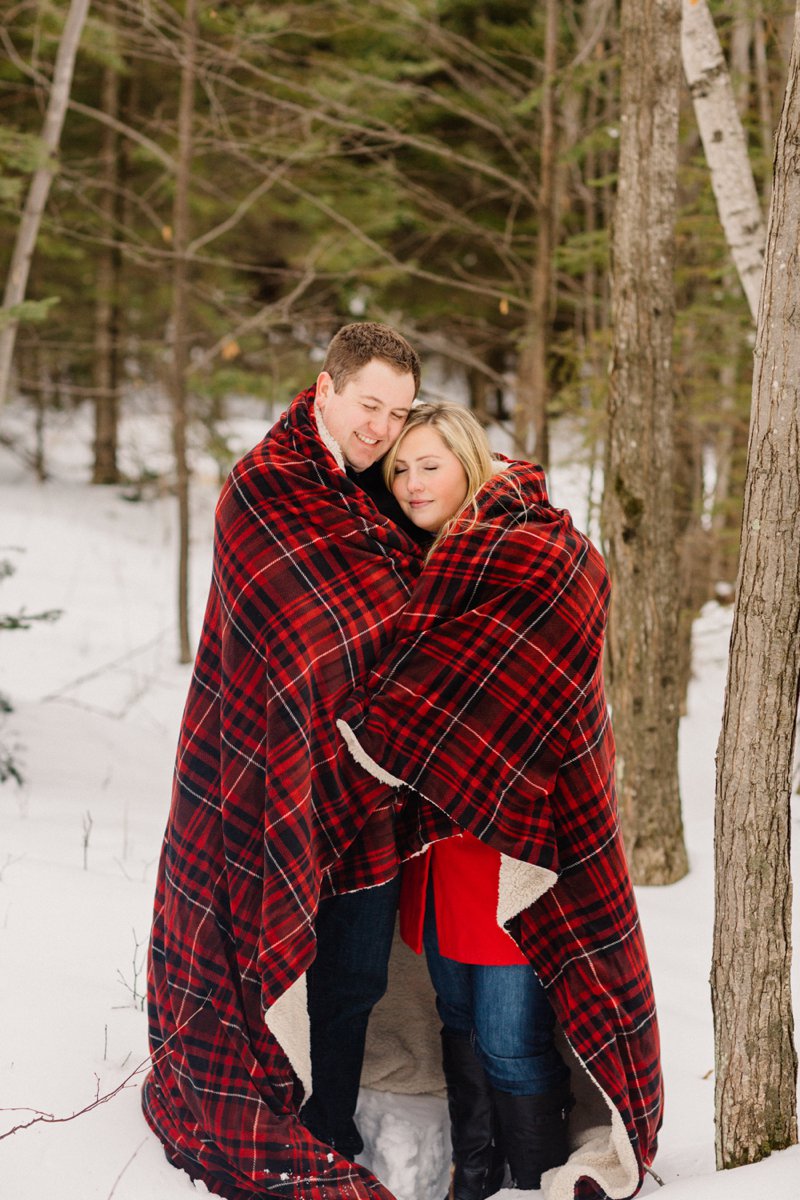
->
[367,410,389,438]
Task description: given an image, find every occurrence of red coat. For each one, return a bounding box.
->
[400,834,528,966]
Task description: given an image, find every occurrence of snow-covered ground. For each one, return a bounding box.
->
[1,400,798,1199]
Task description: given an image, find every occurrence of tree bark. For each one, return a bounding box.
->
[681,0,766,321]
[707,313,742,590]
[729,1,751,113]
[170,0,198,665]
[711,0,800,1169]
[0,0,91,407]
[602,0,689,885]
[93,15,122,486]
[752,10,775,164]
[514,0,557,467]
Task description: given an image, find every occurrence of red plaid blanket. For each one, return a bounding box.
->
[141,386,422,1200]
[338,463,663,1200]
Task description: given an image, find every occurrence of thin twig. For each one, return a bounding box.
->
[0,1010,197,1142]
[107,1136,149,1199]
[40,630,172,703]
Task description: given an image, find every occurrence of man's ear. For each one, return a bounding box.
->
[315,370,334,409]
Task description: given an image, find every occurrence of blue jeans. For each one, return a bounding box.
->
[423,889,569,1096]
[301,875,400,1157]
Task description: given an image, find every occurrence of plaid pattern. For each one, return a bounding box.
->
[141,386,422,1200]
[341,463,663,1200]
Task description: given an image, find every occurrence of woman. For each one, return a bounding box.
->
[339,404,662,1200]
[390,405,572,1198]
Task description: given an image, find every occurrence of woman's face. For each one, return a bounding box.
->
[391,425,469,532]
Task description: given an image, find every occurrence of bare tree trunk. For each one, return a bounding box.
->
[580,40,601,386]
[704,8,759,600]
[599,21,618,340]
[711,1,800,1169]
[579,2,612,537]
[672,322,709,715]
[730,1,752,113]
[514,0,557,467]
[0,0,91,407]
[681,0,766,321]
[752,10,775,163]
[33,345,53,483]
[707,325,740,591]
[467,366,489,426]
[602,0,689,885]
[780,8,796,72]
[93,16,122,486]
[170,0,198,665]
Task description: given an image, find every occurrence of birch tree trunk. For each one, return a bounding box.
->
[681,0,766,321]
[170,0,198,665]
[0,0,91,407]
[711,0,800,1168]
[602,0,689,885]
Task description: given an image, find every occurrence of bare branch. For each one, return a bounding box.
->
[0,26,176,172]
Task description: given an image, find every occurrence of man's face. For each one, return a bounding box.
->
[315,359,416,471]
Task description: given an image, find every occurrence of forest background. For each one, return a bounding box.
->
[2,0,792,552]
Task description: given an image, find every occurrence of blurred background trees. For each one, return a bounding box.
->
[3,1,786,479]
[0,0,794,861]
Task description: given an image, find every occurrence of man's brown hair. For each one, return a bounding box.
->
[322,322,421,394]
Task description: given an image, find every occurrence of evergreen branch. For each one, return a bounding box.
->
[0,608,62,631]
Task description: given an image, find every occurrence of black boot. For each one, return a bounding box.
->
[490,1082,573,1190]
[441,1029,505,1200]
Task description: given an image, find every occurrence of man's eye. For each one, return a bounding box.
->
[363,403,378,412]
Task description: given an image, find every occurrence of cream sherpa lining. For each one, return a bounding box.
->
[497,853,558,926]
[264,971,312,1097]
[495,846,639,1200]
[543,1099,640,1200]
[335,720,642,1200]
[314,403,346,471]
[337,720,405,787]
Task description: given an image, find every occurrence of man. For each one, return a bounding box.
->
[142,323,424,1200]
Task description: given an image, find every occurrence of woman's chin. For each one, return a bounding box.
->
[410,515,440,533]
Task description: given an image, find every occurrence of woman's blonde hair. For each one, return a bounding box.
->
[383,402,496,549]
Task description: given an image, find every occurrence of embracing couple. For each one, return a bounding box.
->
[141,323,662,1200]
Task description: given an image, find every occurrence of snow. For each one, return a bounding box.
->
[1,404,798,1199]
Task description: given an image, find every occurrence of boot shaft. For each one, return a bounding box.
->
[490,1083,573,1190]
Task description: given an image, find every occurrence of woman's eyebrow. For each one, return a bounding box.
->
[395,451,444,466]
